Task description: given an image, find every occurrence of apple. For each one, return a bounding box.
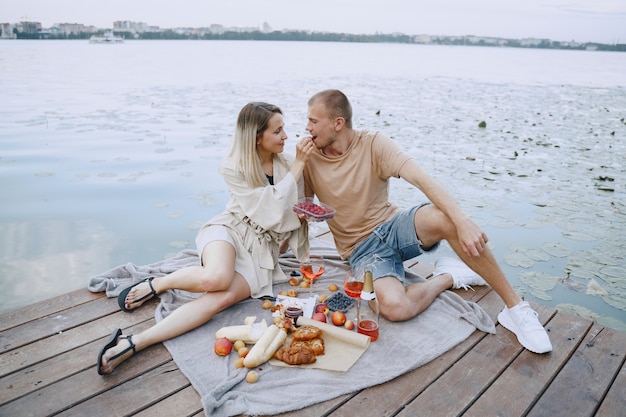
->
[344,319,355,330]
[318,294,328,303]
[312,312,327,323]
[328,283,339,292]
[287,289,298,297]
[331,311,346,326]
[261,299,273,309]
[288,276,300,286]
[214,337,233,356]
[315,303,328,314]
[299,281,310,288]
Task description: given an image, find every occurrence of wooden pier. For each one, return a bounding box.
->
[2,234,625,416]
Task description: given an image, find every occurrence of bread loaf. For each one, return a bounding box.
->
[274,343,316,365]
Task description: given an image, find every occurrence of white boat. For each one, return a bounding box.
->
[89,31,124,44]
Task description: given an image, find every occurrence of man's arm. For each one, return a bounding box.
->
[398,159,488,257]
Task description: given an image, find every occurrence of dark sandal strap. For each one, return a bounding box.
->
[109,335,136,361]
[133,277,158,304]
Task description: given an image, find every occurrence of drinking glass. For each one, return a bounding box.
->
[343,270,364,322]
[300,253,324,295]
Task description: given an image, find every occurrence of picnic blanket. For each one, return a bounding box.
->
[89,238,495,417]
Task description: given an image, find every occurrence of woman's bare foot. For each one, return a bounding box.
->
[123,279,158,311]
[100,335,136,374]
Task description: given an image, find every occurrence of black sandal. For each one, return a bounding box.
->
[97,330,136,375]
[117,277,157,313]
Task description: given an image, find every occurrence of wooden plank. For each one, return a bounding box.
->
[595,360,626,417]
[0,289,104,332]
[407,259,434,278]
[315,230,334,243]
[527,324,626,417]
[133,385,203,417]
[55,363,191,417]
[331,330,487,417]
[0,346,173,416]
[261,276,491,417]
[320,289,504,417]
[0,319,156,405]
[3,236,625,417]
[398,301,556,416]
[0,300,158,377]
[260,393,353,417]
[461,308,594,417]
[0,294,157,354]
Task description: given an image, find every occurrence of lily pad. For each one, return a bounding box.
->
[505,252,534,268]
[519,270,558,300]
[540,242,572,258]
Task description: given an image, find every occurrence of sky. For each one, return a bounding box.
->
[3,0,626,44]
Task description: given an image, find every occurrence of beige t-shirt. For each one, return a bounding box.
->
[303,130,412,258]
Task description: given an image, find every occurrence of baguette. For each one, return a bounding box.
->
[215,319,267,344]
[243,324,287,368]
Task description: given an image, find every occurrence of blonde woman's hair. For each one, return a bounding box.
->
[227,102,288,187]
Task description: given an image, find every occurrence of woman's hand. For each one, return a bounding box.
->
[290,136,315,181]
[295,136,315,163]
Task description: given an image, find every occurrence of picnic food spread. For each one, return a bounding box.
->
[213,293,372,380]
[214,307,326,371]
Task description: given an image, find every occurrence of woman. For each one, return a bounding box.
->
[98,102,315,374]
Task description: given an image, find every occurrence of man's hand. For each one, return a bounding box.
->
[456,218,489,257]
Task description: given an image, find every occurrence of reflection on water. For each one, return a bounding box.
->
[1,41,625,332]
[0,219,117,309]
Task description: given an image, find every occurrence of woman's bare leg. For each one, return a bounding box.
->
[100,240,251,373]
[124,241,243,310]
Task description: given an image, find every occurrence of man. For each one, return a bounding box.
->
[302,89,552,354]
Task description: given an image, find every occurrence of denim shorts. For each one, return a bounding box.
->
[349,204,438,284]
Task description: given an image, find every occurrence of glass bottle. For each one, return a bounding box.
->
[357,265,379,342]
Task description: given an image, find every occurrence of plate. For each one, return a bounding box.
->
[293,198,335,222]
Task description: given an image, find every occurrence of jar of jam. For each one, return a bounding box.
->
[285,306,303,323]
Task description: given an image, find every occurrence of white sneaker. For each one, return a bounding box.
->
[433,257,488,291]
[498,301,553,354]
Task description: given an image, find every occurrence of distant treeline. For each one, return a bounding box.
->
[16,29,626,52]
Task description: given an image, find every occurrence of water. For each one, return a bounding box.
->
[1,40,625,332]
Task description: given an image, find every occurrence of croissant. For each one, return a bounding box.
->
[289,340,311,350]
[274,344,317,365]
[309,337,325,356]
[293,325,322,341]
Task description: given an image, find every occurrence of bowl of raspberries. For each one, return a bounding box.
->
[293,197,335,222]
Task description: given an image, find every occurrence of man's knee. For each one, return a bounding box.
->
[415,205,455,243]
[378,294,415,322]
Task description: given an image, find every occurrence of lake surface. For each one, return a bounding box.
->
[1,40,625,331]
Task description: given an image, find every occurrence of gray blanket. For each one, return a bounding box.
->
[89,238,495,417]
